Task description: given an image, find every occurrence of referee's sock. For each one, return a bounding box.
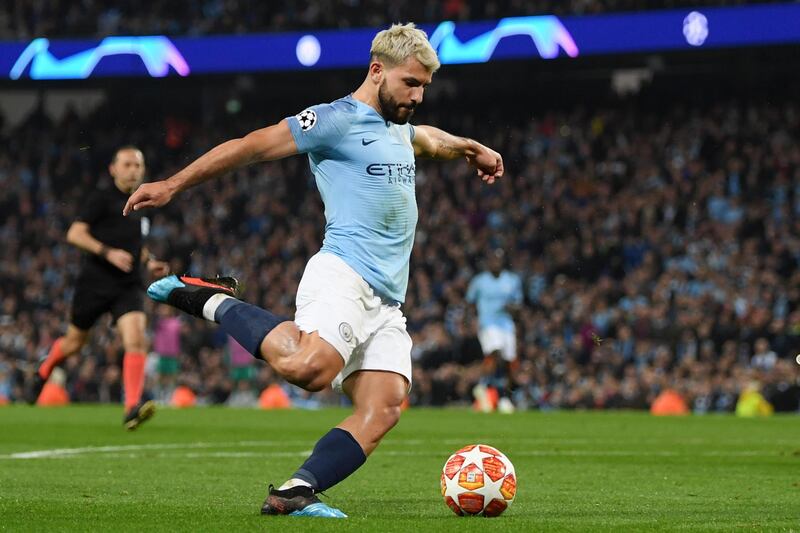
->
[123,352,146,411]
[204,296,286,357]
[39,338,66,380]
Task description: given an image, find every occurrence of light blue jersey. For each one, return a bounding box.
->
[286,95,417,303]
[466,270,523,331]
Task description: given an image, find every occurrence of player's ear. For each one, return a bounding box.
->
[369,59,385,84]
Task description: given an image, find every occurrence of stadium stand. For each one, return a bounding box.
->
[1,82,798,411]
[0,0,780,39]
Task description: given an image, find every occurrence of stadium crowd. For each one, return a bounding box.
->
[0,89,799,413]
[0,0,782,40]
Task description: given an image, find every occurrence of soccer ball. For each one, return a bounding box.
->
[440,444,517,517]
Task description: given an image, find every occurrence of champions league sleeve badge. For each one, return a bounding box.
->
[296,109,317,131]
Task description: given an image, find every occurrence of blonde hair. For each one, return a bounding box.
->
[370,23,440,73]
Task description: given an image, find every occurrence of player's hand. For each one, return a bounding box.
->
[466,144,504,184]
[147,259,170,278]
[105,248,134,273]
[123,181,174,215]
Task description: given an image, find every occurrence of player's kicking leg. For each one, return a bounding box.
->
[262,370,406,518]
[147,274,342,391]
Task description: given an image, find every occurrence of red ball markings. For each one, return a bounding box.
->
[457,463,485,491]
[445,496,463,516]
[478,445,502,456]
[500,473,517,500]
[444,454,466,479]
[457,492,485,515]
[483,498,509,517]
[482,455,506,482]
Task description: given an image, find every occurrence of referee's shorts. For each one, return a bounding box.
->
[70,282,144,330]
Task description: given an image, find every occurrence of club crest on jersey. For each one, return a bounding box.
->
[296,109,317,132]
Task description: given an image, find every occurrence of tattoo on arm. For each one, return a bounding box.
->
[435,139,462,159]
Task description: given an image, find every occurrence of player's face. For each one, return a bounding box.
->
[488,255,503,276]
[109,149,145,193]
[379,57,432,124]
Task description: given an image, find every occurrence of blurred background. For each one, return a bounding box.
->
[0,0,798,414]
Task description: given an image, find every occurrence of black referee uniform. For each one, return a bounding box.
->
[70,185,147,330]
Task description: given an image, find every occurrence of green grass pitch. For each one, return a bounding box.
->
[1,406,798,531]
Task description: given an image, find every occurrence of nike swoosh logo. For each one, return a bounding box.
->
[361,138,378,146]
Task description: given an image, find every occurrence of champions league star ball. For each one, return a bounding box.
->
[440,444,517,517]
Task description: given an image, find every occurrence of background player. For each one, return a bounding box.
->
[467,248,524,413]
[28,146,170,430]
[124,23,503,517]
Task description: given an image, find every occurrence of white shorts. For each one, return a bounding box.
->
[294,253,412,392]
[478,326,517,362]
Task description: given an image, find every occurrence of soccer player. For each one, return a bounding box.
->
[466,249,524,413]
[123,23,503,517]
[28,146,170,430]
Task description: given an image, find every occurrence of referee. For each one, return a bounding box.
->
[28,146,169,430]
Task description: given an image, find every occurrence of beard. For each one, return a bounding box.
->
[378,81,415,124]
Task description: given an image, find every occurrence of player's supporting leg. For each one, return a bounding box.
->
[496,331,517,413]
[262,370,407,517]
[26,325,89,404]
[148,275,342,391]
[496,358,516,414]
[117,311,155,430]
[472,350,498,412]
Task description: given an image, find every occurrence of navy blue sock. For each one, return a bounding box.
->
[293,428,367,491]
[214,299,286,357]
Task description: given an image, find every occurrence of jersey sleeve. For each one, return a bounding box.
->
[75,190,105,225]
[408,123,416,143]
[286,102,351,154]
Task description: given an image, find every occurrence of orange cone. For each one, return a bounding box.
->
[650,389,689,416]
[171,385,197,408]
[37,382,70,406]
[258,384,291,409]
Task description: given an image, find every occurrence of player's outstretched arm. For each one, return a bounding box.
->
[123,120,298,215]
[412,125,504,184]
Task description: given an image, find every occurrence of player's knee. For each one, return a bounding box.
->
[380,404,403,432]
[304,373,332,393]
[62,335,86,355]
[123,336,147,353]
[126,341,147,353]
[274,350,333,392]
[364,402,403,436]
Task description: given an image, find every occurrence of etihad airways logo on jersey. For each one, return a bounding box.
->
[366,163,416,184]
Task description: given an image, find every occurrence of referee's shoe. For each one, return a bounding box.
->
[147,275,239,319]
[124,399,156,431]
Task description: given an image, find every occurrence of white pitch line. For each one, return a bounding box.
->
[0,440,312,459]
[0,441,778,460]
[156,449,772,458]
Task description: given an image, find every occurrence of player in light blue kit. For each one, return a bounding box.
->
[123,23,503,518]
[467,249,524,412]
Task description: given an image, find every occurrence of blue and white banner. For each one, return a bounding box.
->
[2,4,798,80]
